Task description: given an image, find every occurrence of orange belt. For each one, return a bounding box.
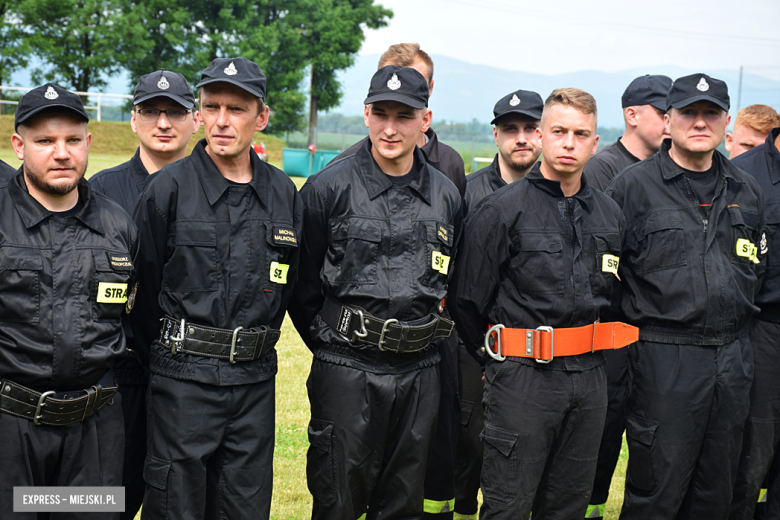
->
[485,322,639,364]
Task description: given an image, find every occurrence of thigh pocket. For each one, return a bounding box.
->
[625,414,658,493]
[480,425,519,509]
[143,453,171,515]
[307,419,337,506]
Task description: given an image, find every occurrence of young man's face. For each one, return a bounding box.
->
[199,83,269,161]
[131,97,199,157]
[494,114,541,172]
[665,101,730,156]
[12,113,91,196]
[364,100,431,164]
[633,104,670,151]
[725,123,768,159]
[537,104,599,177]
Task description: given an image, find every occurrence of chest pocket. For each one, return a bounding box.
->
[591,233,622,297]
[328,217,382,285]
[513,233,564,295]
[265,223,298,287]
[164,221,217,293]
[729,206,760,266]
[631,212,687,274]
[92,249,132,322]
[0,248,42,323]
[421,221,455,289]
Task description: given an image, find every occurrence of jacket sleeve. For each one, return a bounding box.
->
[289,181,330,351]
[754,187,768,295]
[448,202,510,364]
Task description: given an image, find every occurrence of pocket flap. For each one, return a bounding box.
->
[729,207,759,230]
[594,233,622,253]
[307,419,334,452]
[0,249,43,271]
[634,212,684,240]
[266,224,299,248]
[520,233,562,253]
[625,414,658,446]
[481,426,518,457]
[174,221,216,246]
[143,454,172,491]
[426,221,453,246]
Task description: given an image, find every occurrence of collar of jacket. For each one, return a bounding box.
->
[658,138,745,185]
[130,147,150,176]
[765,127,780,186]
[192,139,268,207]
[356,138,433,205]
[525,162,595,211]
[486,154,507,191]
[421,128,440,164]
[8,169,103,233]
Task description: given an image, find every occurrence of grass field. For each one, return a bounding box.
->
[2,135,630,519]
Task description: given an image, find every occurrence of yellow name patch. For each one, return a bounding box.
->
[432,251,451,275]
[97,282,128,304]
[736,238,760,264]
[270,262,290,284]
[602,254,620,274]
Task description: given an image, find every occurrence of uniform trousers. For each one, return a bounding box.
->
[480,359,607,520]
[306,358,440,520]
[0,393,124,520]
[588,347,630,516]
[141,374,275,520]
[620,338,753,520]
[730,319,780,520]
[118,382,146,520]
[453,344,484,517]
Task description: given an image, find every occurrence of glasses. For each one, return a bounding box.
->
[134,108,192,122]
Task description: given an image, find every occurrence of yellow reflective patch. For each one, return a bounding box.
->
[431,251,450,275]
[97,282,128,304]
[270,262,289,284]
[736,238,760,264]
[602,254,620,274]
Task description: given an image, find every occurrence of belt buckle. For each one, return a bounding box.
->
[34,390,55,426]
[485,324,505,361]
[535,326,554,364]
[170,318,186,355]
[229,326,244,364]
[351,310,368,342]
[378,319,399,352]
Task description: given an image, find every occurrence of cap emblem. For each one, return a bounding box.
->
[761,232,768,255]
[697,78,709,92]
[387,73,401,91]
[509,94,521,107]
[224,62,238,76]
[44,86,59,100]
[157,75,170,90]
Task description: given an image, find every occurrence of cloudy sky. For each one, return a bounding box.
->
[361,0,780,81]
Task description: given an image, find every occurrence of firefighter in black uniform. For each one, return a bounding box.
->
[584,74,671,520]
[605,74,766,520]
[0,84,137,517]
[130,57,303,520]
[453,88,543,520]
[289,65,462,520]
[729,126,780,520]
[450,88,636,520]
[89,69,199,520]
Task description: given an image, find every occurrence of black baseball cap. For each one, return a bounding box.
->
[667,73,730,111]
[133,69,195,109]
[15,83,89,131]
[196,57,267,100]
[621,75,672,111]
[364,65,429,110]
[490,89,544,125]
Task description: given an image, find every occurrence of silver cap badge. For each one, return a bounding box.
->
[224,62,238,76]
[157,75,170,90]
[387,73,401,91]
[509,94,521,107]
[44,86,59,100]
[697,78,709,92]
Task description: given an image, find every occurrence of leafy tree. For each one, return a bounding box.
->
[0,2,31,102]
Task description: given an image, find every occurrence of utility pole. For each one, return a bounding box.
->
[737,65,744,113]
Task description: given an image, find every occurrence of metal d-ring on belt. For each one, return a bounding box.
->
[159,315,280,364]
[484,321,639,363]
[321,294,454,353]
[0,371,117,426]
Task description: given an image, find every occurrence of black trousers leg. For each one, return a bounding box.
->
[453,344,484,517]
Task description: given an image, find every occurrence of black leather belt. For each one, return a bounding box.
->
[160,316,280,364]
[0,371,117,426]
[321,294,454,353]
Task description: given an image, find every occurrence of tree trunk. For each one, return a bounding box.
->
[308,68,318,147]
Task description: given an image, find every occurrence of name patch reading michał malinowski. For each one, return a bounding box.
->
[272,227,298,246]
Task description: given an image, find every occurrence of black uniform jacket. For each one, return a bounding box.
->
[337,128,467,200]
[449,163,626,371]
[0,159,16,183]
[0,170,138,392]
[289,140,463,373]
[131,140,303,386]
[464,155,505,218]
[583,137,640,192]
[605,139,766,345]
[733,127,780,321]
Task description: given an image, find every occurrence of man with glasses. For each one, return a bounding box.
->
[89,69,199,520]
